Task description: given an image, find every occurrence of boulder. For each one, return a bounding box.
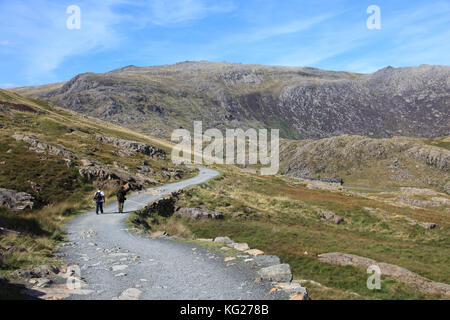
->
[316,210,344,224]
[0,188,34,210]
[275,282,309,295]
[258,264,292,282]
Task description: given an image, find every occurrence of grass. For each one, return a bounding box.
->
[145,165,450,300]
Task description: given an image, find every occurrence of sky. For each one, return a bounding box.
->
[0,0,449,88]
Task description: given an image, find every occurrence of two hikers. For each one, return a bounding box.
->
[116,185,128,213]
[94,184,128,215]
[94,189,105,215]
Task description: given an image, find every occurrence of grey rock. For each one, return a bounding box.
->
[258,264,292,282]
[0,188,34,210]
[316,210,344,224]
[214,236,234,244]
[252,255,281,268]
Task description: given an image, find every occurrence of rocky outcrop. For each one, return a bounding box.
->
[407,146,450,171]
[14,63,449,140]
[318,252,450,297]
[12,134,76,159]
[316,210,344,224]
[78,159,158,190]
[174,207,224,220]
[96,136,166,159]
[0,188,34,210]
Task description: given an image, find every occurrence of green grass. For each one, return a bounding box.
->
[156,165,450,300]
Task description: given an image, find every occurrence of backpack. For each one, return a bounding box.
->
[94,191,101,201]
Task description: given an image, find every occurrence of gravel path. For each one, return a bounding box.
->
[59,167,278,300]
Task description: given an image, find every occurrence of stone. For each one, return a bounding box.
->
[316,210,344,224]
[0,188,34,210]
[111,265,128,272]
[224,257,236,262]
[258,264,292,282]
[118,288,142,300]
[252,255,281,268]
[245,249,264,256]
[115,273,127,277]
[275,282,308,295]
[229,243,250,251]
[289,293,310,301]
[197,238,213,242]
[214,236,234,244]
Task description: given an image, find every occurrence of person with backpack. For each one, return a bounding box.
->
[116,185,127,213]
[94,189,105,215]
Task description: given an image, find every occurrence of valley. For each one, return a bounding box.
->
[1,62,449,300]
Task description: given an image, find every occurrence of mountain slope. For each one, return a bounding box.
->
[13,62,450,139]
[279,135,450,193]
[0,89,193,274]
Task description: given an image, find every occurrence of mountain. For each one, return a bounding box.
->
[13,62,450,140]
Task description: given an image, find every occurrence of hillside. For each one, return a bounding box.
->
[0,89,194,276]
[13,62,450,140]
[279,135,450,193]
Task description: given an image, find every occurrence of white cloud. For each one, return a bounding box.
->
[270,2,450,71]
[0,0,127,81]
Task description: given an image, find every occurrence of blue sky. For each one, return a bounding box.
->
[1,0,449,88]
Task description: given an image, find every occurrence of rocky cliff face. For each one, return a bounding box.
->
[13,62,450,139]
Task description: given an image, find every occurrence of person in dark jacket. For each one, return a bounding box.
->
[116,185,127,213]
[94,189,105,215]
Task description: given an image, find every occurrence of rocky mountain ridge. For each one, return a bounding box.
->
[13,62,450,139]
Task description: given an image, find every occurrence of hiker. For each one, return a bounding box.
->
[116,185,127,213]
[94,189,105,215]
